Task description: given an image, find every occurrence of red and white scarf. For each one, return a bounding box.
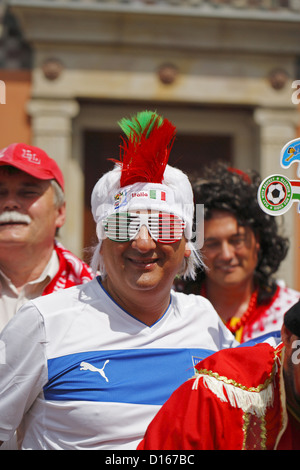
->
[42,241,94,295]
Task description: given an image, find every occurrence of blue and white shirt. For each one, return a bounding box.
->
[0,277,237,450]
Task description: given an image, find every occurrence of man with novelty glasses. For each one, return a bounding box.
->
[0,111,237,450]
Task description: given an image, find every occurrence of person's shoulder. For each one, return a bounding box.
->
[171,290,220,324]
[31,277,99,312]
[276,282,300,298]
[195,341,279,389]
[171,290,215,309]
[270,283,300,310]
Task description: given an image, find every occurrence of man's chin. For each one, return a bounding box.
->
[0,231,29,245]
[214,276,244,288]
[127,271,167,293]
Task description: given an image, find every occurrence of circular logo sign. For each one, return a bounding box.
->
[258,174,293,216]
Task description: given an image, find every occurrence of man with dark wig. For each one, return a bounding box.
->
[181,162,300,342]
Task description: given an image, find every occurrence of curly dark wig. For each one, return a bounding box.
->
[186,162,289,304]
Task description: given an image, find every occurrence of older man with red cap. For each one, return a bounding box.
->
[0,143,94,450]
[0,142,93,332]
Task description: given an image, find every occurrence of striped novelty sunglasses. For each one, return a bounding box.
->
[103,212,186,243]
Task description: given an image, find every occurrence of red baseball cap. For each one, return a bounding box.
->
[0,143,64,191]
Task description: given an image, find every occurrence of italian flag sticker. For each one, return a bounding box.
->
[150,190,166,201]
[291,180,300,200]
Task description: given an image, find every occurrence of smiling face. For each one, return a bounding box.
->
[100,210,190,320]
[202,210,260,290]
[0,169,66,250]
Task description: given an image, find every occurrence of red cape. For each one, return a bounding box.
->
[138,343,287,450]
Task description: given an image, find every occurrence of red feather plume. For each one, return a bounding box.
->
[115,111,176,187]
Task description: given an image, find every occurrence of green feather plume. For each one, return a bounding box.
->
[118,110,163,140]
[115,110,176,186]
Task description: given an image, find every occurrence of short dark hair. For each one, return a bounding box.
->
[187,162,289,303]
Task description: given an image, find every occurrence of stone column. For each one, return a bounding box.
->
[254,107,300,289]
[254,108,299,178]
[26,98,82,257]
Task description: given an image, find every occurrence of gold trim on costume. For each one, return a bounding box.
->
[242,412,267,450]
[193,347,284,449]
[195,348,281,393]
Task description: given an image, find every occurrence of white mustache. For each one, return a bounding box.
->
[0,211,32,224]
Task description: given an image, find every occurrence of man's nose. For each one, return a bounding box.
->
[131,225,156,252]
[219,241,234,260]
[1,195,22,211]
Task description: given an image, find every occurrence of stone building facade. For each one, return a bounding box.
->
[1,0,300,287]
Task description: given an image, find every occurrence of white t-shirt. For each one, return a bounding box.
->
[242,285,300,341]
[0,277,237,450]
[0,250,59,332]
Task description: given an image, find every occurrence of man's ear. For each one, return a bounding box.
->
[184,242,191,259]
[55,202,66,229]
